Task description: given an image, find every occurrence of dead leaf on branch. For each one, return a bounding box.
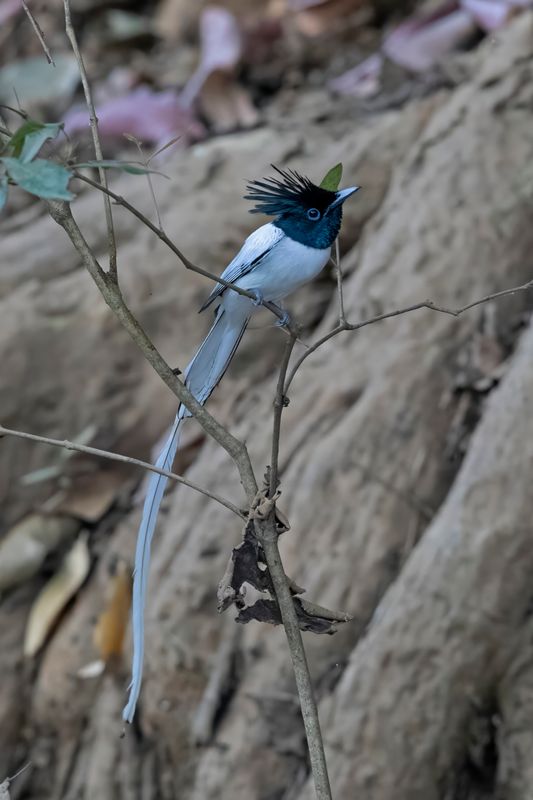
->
[218,521,352,634]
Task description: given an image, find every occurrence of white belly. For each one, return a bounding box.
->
[235,236,331,304]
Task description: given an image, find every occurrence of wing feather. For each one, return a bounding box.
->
[199,223,284,312]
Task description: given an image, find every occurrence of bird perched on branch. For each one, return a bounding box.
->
[123,167,359,723]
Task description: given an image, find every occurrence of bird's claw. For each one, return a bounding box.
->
[250,289,264,307]
[275,310,292,328]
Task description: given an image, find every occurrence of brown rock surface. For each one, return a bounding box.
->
[2,11,533,800]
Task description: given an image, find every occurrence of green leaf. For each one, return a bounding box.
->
[20,123,62,163]
[0,174,7,210]
[320,163,343,192]
[1,158,74,200]
[75,159,168,177]
[8,121,44,157]
[8,121,62,162]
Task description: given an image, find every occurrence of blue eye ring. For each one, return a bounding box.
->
[307,207,321,221]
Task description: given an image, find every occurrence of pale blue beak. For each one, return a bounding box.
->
[330,186,360,210]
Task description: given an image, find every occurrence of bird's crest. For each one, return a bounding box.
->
[245,166,336,216]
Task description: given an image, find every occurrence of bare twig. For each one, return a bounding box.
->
[285,279,533,393]
[256,513,332,800]
[0,424,245,519]
[269,331,297,499]
[62,0,117,278]
[47,199,258,503]
[333,238,346,325]
[125,135,163,231]
[21,0,55,65]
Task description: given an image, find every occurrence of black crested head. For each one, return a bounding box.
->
[244,165,358,249]
[245,166,336,218]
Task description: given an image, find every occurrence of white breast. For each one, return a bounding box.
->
[235,235,331,304]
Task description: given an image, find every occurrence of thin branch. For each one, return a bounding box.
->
[285,279,533,393]
[269,330,297,499]
[333,238,346,325]
[256,513,332,800]
[0,425,245,519]
[72,171,289,324]
[63,0,117,279]
[46,199,258,503]
[127,136,163,231]
[21,0,55,65]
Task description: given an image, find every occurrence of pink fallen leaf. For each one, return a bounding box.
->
[329,53,384,98]
[383,4,477,72]
[460,0,526,31]
[181,6,259,134]
[331,0,533,92]
[64,87,205,151]
[0,0,21,26]
[288,0,331,8]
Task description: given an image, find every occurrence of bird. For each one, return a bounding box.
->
[123,167,359,723]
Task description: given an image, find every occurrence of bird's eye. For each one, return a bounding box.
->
[307,208,321,221]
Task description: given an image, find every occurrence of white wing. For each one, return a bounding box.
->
[199,222,284,311]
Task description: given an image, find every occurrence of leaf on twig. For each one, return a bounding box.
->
[0,174,7,210]
[237,596,350,634]
[75,159,168,177]
[218,521,352,635]
[24,534,90,657]
[93,560,132,661]
[320,162,343,191]
[1,157,74,200]
[9,121,62,162]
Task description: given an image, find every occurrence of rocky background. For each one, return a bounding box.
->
[2,1,533,798]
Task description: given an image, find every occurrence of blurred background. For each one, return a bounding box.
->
[2,1,533,798]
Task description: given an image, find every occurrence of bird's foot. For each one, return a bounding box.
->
[275,309,292,328]
[250,289,264,307]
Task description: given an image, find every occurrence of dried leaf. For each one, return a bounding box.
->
[236,596,349,634]
[0,0,22,27]
[24,534,90,657]
[292,0,366,37]
[0,514,79,592]
[383,6,477,73]
[64,88,205,150]
[219,521,351,634]
[198,75,260,134]
[93,562,132,661]
[181,7,259,134]
[329,54,384,98]
[461,0,527,31]
[54,471,126,523]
